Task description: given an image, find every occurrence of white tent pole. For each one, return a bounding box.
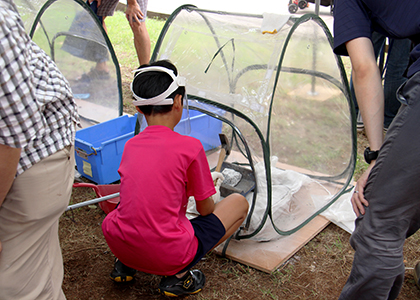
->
[66,193,120,211]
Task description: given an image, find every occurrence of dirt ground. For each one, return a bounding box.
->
[62,136,420,300]
[61,66,420,299]
[60,190,420,300]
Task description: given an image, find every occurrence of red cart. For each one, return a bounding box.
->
[68,182,120,214]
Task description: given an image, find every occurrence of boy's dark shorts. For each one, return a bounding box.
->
[178,213,226,274]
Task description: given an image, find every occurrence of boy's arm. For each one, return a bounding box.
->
[195,197,215,216]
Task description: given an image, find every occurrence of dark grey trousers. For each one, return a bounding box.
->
[339,71,420,300]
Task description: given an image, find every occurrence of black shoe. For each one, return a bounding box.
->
[110,258,136,283]
[414,261,420,289]
[158,269,206,297]
[75,67,110,83]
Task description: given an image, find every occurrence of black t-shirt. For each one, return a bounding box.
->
[333,0,420,77]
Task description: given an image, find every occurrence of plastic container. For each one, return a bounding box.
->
[75,110,222,184]
[72,182,120,214]
[219,162,256,197]
[75,114,137,184]
[176,109,223,151]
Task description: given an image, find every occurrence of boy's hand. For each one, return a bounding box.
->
[211,172,224,203]
[211,171,224,187]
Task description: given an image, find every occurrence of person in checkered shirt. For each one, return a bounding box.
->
[0,1,79,299]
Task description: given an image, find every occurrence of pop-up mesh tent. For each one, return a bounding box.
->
[152,5,356,241]
[15,1,356,242]
[14,0,122,127]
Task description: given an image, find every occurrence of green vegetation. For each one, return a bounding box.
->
[104,10,365,182]
[105,11,165,70]
[354,152,368,180]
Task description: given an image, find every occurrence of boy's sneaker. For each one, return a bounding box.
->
[414,261,420,288]
[158,269,206,297]
[110,258,136,283]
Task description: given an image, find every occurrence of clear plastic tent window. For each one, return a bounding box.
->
[15,0,123,128]
[154,5,356,241]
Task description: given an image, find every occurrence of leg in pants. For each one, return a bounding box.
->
[339,73,420,300]
[0,146,75,300]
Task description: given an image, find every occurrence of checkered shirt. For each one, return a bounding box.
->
[0,1,79,176]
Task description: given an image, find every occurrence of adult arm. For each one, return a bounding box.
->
[346,37,384,216]
[0,8,25,207]
[125,0,144,24]
[0,144,20,207]
[0,144,20,253]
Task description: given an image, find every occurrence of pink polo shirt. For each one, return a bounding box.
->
[102,125,215,275]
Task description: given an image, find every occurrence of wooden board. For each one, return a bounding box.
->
[207,149,346,273]
[214,215,330,273]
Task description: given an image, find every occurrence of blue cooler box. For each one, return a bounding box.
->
[75,110,223,184]
[75,114,137,184]
[175,109,223,151]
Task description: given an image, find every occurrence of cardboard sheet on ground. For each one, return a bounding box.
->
[214,215,330,273]
[205,150,356,273]
[212,188,355,273]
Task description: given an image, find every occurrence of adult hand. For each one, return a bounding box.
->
[352,162,375,217]
[125,1,144,25]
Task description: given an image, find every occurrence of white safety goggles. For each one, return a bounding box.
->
[131,66,186,106]
[132,65,191,134]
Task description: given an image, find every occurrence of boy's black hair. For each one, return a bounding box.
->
[132,60,186,115]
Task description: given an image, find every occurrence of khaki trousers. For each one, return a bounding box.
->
[0,146,74,300]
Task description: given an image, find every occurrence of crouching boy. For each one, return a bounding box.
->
[102,60,249,297]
